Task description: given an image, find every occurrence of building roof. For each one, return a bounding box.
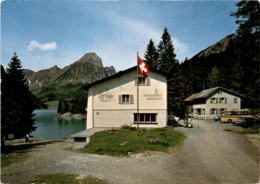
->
[82,66,167,90]
[184,86,243,102]
[194,87,220,99]
[184,93,198,102]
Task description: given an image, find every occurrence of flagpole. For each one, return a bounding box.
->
[137,51,139,129]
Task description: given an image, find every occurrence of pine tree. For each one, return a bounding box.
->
[1,65,11,143]
[2,53,36,140]
[231,0,260,108]
[153,28,185,119]
[207,67,221,88]
[144,39,158,70]
[157,28,178,74]
[230,0,260,36]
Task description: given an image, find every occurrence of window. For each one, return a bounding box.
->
[218,90,222,94]
[202,108,205,115]
[210,108,216,115]
[195,108,205,115]
[134,113,157,124]
[123,95,130,103]
[210,108,219,115]
[219,108,227,114]
[210,98,218,104]
[119,94,134,104]
[234,98,238,103]
[219,97,227,104]
[135,77,150,86]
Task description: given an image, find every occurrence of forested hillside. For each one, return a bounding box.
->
[180,0,259,109]
[144,0,259,118]
[180,32,259,108]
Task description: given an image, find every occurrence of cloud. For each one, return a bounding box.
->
[27,40,57,51]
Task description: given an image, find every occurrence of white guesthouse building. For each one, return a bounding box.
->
[83,66,167,129]
[184,87,242,119]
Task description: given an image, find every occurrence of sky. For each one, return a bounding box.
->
[1,0,238,72]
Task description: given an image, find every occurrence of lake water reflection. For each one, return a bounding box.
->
[31,110,86,139]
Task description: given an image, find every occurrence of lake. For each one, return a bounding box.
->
[31,110,86,139]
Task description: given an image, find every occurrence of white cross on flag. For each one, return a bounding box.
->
[138,56,150,78]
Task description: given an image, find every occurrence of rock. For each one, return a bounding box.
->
[120,141,128,146]
[61,112,72,117]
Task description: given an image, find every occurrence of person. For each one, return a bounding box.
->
[25,134,30,142]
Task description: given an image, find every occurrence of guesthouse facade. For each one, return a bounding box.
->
[83,66,167,129]
[184,87,242,119]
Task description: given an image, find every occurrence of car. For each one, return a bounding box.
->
[168,114,179,127]
[213,115,221,121]
[232,117,259,128]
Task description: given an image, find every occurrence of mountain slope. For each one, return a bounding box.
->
[23,52,116,110]
[24,52,114,89]
[180,33,259,108]
[55,52,106,84]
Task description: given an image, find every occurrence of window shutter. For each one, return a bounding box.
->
[216,98,218,103]
[146,77,150,86]
[225,98,227,103]
[130,95,134,104]
[119,95,122,104]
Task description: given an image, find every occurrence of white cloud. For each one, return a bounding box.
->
[27,40,57,51]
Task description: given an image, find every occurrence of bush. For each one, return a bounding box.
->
[121,125,137,131]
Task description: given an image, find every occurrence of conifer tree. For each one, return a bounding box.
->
[2,53,36,140]
[231,0,260,108]
[230,0,260,36]
[155,28,185,118]
[157,28,178,74]
[1,65,11,143]
[144,39,158,70]
[207,67,221,88]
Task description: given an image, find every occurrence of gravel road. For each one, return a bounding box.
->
[1,120,259,184]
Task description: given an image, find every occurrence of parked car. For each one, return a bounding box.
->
[232,117,259,128]
[168,114,179,127]
[213,115,221,121]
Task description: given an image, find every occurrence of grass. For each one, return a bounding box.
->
[81,126,186,156]
[4,137,46,145]
[242,126,259,134]
[1,138,44,167]
[24,173,110,184]
[225,126,259,134]
[1,149,30,167]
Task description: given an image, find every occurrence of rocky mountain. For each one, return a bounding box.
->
[24,65,63,89]
[24,52,115,89]
[23,52,116,110]
[104,66,116,77]
[55,52,107,85]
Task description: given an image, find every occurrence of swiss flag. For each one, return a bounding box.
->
[138,56,150,78]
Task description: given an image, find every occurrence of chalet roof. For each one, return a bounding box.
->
[184,86,242,102]
[194,87,220,99]
[82,66,167,90]
[184,93,198,102]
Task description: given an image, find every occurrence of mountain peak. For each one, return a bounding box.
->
[78,52,102,66]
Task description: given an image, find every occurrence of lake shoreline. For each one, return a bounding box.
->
[58,112,86,119]
[32,110,85,139]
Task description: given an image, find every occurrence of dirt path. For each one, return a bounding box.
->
[1,120,259,184]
